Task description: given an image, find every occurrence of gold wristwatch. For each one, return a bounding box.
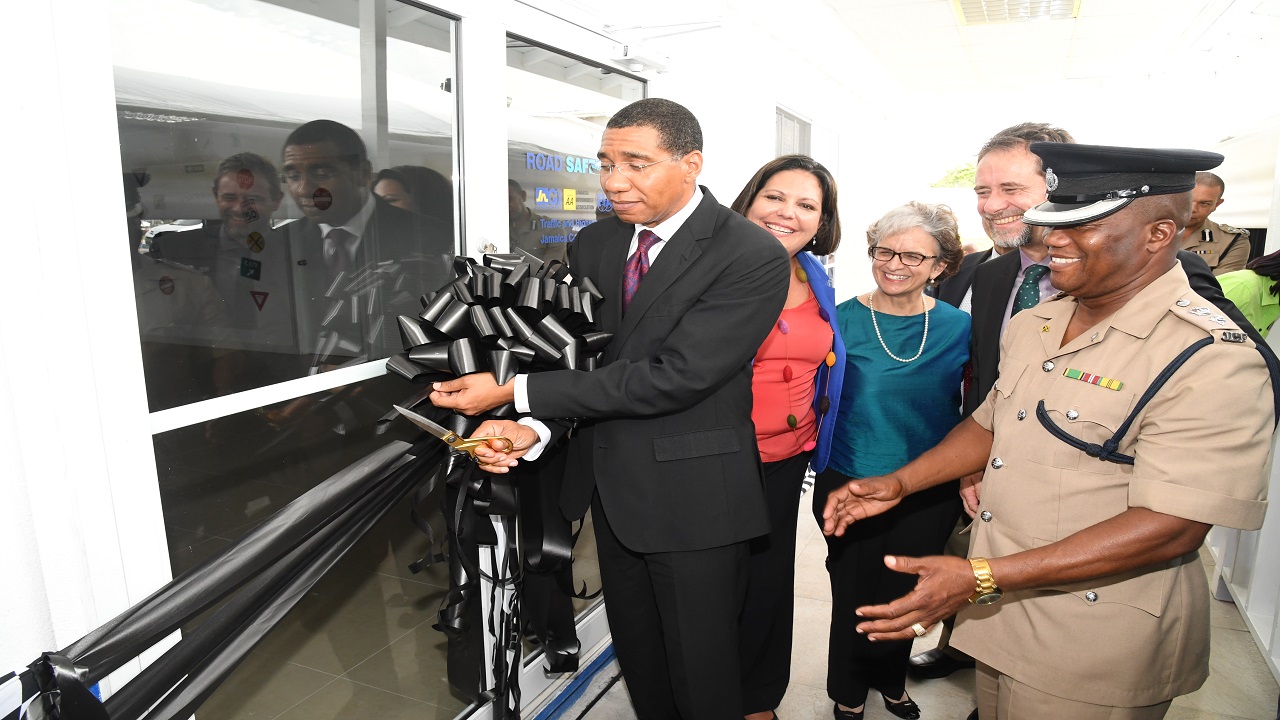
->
[969,557,1003,605]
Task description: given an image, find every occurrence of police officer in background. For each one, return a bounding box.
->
[822,143,1276,720]
[1178,171,1251,275]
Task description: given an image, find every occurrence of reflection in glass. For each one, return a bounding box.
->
[116,1,468,717]
[113,0,459,412]
[157,375,474,718]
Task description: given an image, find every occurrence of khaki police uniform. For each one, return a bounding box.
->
[950,263,1272,710]
[1179,219,1250,275]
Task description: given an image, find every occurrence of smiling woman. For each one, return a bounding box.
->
[729,155,845,720]
[811,201,969,720]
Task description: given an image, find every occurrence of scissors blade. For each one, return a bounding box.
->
[393,405,460,444]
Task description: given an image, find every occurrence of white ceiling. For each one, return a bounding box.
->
[821,0,1280,147]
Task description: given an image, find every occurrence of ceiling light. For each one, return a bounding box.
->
[951,0,1080,25]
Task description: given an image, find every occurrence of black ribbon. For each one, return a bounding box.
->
[4,252,609,720]
[382,251,611,713]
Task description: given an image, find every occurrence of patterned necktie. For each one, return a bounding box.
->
[326,227,356,276]
[1012,264,1049,315]
[623,229,662,312]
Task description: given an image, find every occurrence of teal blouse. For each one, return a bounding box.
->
[827,298,971,479]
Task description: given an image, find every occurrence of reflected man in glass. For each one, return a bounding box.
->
[282,119,453,368]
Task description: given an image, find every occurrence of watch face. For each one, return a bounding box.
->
[974,589,1003,605]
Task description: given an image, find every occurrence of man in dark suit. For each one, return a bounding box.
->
[430,98,790,719]
[280,120,453,366]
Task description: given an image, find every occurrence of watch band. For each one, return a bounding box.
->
[969,557,998,601]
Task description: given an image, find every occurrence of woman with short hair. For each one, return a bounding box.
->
[817,201,969,720]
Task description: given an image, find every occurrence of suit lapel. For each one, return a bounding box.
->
[614,194,712,343]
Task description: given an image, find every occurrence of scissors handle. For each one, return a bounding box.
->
[454,435,513,456]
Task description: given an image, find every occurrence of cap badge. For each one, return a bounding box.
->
[1045,167,1059,192]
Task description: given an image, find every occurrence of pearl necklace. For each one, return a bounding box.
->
[868,290,928,363]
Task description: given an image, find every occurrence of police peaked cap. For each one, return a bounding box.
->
[1023,142,1223,227]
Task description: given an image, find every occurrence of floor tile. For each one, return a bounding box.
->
[273,677,465,720]
[195,652,336,720]
[342,621,469,711]
[1174,627,1279,720]
[253,560,447,676]
[789,595,833,692]
[1209,597,1249,632]
[794,537,832,602]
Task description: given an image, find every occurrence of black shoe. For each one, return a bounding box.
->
[882,695,921,720]
[906,648,976,679]
[965,710,979,720]
[833,704,863,720]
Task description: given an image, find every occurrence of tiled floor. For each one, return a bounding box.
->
[561,497,1280,720]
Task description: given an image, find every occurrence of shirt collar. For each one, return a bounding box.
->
[1018,247,1048,271]
[1028,262,1190,340]
[319,193,376,241]
[633,186,703,244]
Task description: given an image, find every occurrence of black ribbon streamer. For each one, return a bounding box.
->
[6,252,608,720]
[384,252,611,715]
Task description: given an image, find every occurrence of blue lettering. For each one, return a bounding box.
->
[526,152,536,170]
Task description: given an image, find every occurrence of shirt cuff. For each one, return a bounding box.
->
[514,374,531,413]
[516,417,550,461]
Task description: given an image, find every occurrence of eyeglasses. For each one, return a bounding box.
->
[597,154,686,178]
[868,246,939,267]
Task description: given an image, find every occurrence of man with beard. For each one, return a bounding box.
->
[933,123,1073,315]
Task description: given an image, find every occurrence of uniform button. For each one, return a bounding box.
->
[1176,299,1190,308]
[1066,409,1079,421]
[1085,591,1098,603]
[980,510,992,522]
[1042,360,1055,372]
[1017,409,1026,421]
[991,457,1004,469]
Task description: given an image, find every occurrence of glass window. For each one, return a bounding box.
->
[115,0,459,413]
[505,37,643,264]
[112,1,468,717]
[776,107,811,156]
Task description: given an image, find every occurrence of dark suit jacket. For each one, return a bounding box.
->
[965,249,1263,416]
[934,248,993,308]
[527,188,790,553]
[289,196,453,361]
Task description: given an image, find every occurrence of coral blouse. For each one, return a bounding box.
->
[751,294,835,463]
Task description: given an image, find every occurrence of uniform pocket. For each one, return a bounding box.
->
[653,427,741,461]
[1033,537,1169,617]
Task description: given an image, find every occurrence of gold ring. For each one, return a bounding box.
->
[911,622,928,637]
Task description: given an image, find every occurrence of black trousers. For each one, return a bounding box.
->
[739,452,811,714]
[593,493,750,720]
[812,469,962,708]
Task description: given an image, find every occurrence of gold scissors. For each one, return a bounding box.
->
[393,405,512,459]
